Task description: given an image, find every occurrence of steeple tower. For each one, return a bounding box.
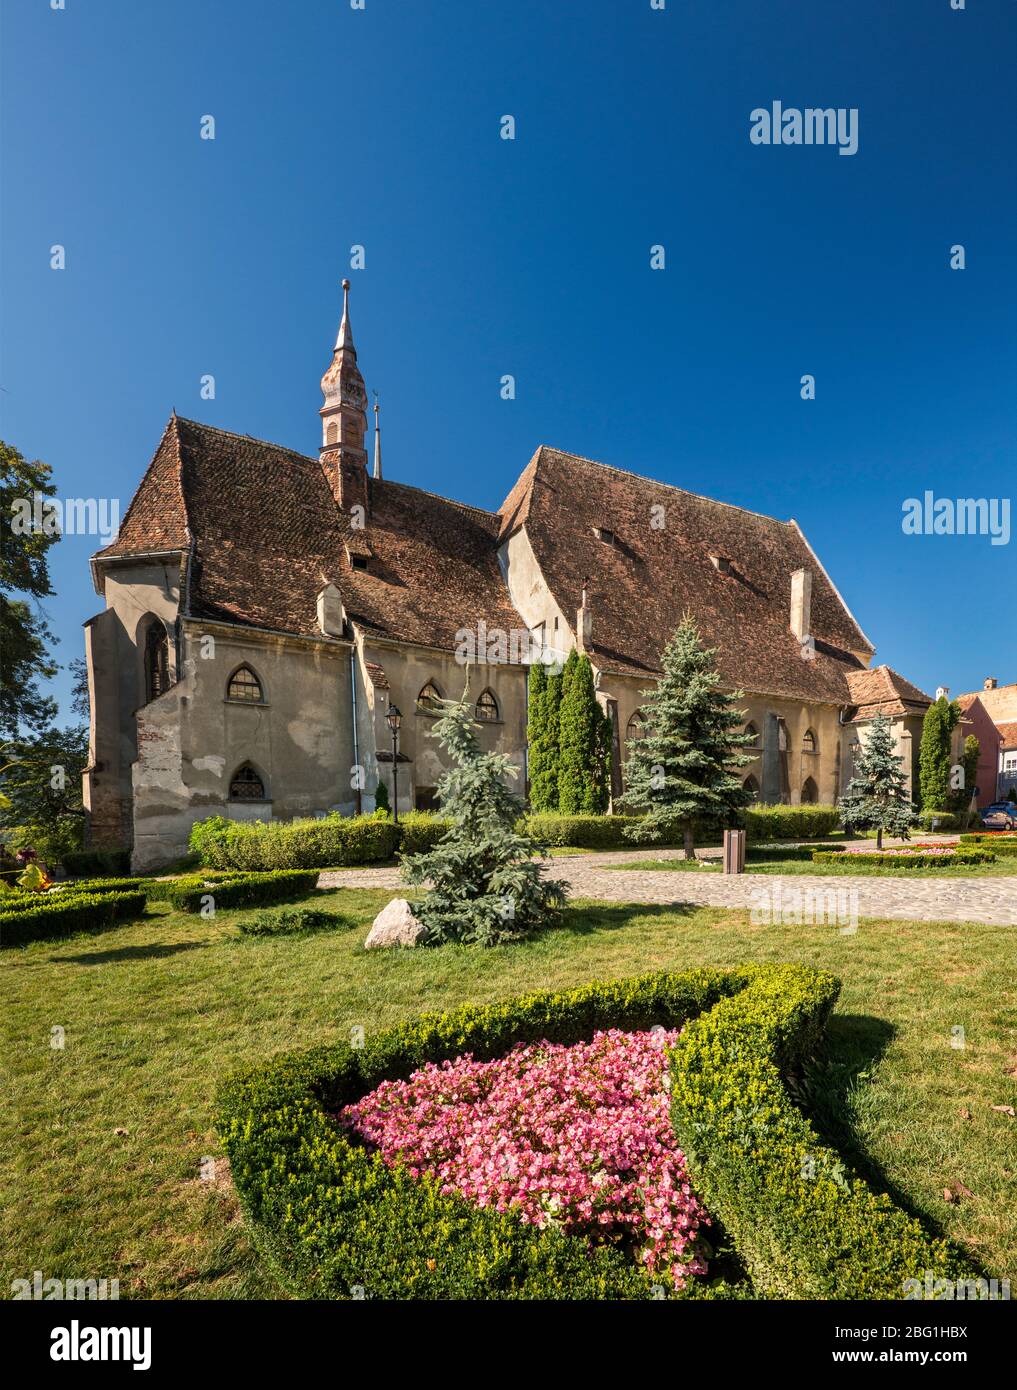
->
[320,278,369,512]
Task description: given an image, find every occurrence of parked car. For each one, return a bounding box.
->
[978,803,1017,830]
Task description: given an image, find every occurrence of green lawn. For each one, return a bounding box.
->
[2,889,1014,1299]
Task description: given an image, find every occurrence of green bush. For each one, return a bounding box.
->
[812,849,995,868]
[61,847,132,877]
[395,811,451,855]
[914,810,962,832]
[57,876,142,896]
[169,869,320,913]
[0,889,147,948]
[218,963,973,1301]
[189,813,400,871]
[741,804,841,841]
[669,963,975,1298]
[239,905,354,937]
[522,813,680,848]
[959,835,1017,858]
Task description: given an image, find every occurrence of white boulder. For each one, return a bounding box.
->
[364,898,425,950]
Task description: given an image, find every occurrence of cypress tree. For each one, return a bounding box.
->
[526,661,550,809]
[918,696,961,811]
[619,617,755,858]
[557,650,606,814]
[839,712,915,849]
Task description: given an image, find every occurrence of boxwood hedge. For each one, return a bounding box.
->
[217,962,973,1300]
[0,889,148,948]
[959,835,1017,858]
[168,869,320,913]
[812,849,995,868]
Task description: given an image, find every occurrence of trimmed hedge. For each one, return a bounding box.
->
[668,964,974,1299]
[61,847,132,877]
[218,963,972,1300]
[741,804,841,842]
[190,814,400,871]
[0,890,148,948]
[960,834,1017,858]
[395,811,451,855]
[914,810,964,832]
[169,869,320,913]
[812,849,995,868]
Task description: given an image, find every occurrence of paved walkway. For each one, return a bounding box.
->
[319,841,1017,927]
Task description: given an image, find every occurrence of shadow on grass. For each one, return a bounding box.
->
[555,902,700,937]
[795,1012,994,1279]
[50,940,210,966]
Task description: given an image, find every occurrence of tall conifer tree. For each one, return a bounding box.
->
[839,712,914,849]
[619,617,755,858]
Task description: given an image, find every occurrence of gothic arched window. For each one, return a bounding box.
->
[227,665,264,703]
[743,774,761,799]
[476,689,499,722]
[626,714,644,742]
[744,722,760,748]
[229,764,266,801]
[144,621,170,704]
[801,776,819,804]
[803,728,817,754]
[417,681,443,713]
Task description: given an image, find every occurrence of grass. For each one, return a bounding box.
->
[2,887,1014,1299]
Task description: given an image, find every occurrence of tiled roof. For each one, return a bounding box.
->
[98,417,521,650]
[997,721,1017,749]
[957,683,1017,727]
[500,446,875,703]
[844,665,934,721]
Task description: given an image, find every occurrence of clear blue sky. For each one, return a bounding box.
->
[3,0,1015,721]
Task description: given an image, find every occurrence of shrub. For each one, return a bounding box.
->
[915,810,962,832]
[169,869,320,912]
[523,813,668,849]
[56,876,142,896]
[742,804,841,841]
[395,811,450,855]
[0,889,147,948]
[218,963,974,1301]
[188,814,399,871]
[61,847,131,877]
[668,963,974,1299]
[959,835,1017,858]
[239,905,352,936]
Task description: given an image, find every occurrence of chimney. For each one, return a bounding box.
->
[316,582,346,638]
[936,686,950,701]
[985,677,998,691]
[790,568,812,643]
[576,579,593,652]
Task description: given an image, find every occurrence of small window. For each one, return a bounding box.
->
[476,689,499,722]
[414,786,439,812]
[744,722,760,748]
[325,420,338,445]
[626,714,644,742]
[229,764,266,801]
[144,622,170,703]
[417,681,443,713]
[803,728,817,754]
[227,665,264,703]
[350,554,369,571]
[594,526,620,548]
[801,776,819,804]
[743,774,761,799]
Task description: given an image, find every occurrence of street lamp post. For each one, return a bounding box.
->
[385,703,402,824]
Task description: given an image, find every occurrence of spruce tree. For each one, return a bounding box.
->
[401,691,567,946]
[619,617,755,858]
[557,650,608,814]
[918,696,961,811]
[839,713,915,849]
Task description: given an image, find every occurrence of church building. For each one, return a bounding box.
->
[84,283,932,869]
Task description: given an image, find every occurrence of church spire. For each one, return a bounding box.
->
[320,277,369,511]
[373,393,382,480]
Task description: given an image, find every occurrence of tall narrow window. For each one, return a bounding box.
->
[803,728,817,754]
[417,681,443,713]
[744,722,760,748]
[476,689,499,722]
[743,774,761,799]
[144,622,170,703]
[626,713,644,743]
[229,764,266,801]
[801,776,819,804]
[227,665,264,703]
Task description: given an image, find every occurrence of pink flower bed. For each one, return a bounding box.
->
[846,845,956,857]
[338,1028,709,1286]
